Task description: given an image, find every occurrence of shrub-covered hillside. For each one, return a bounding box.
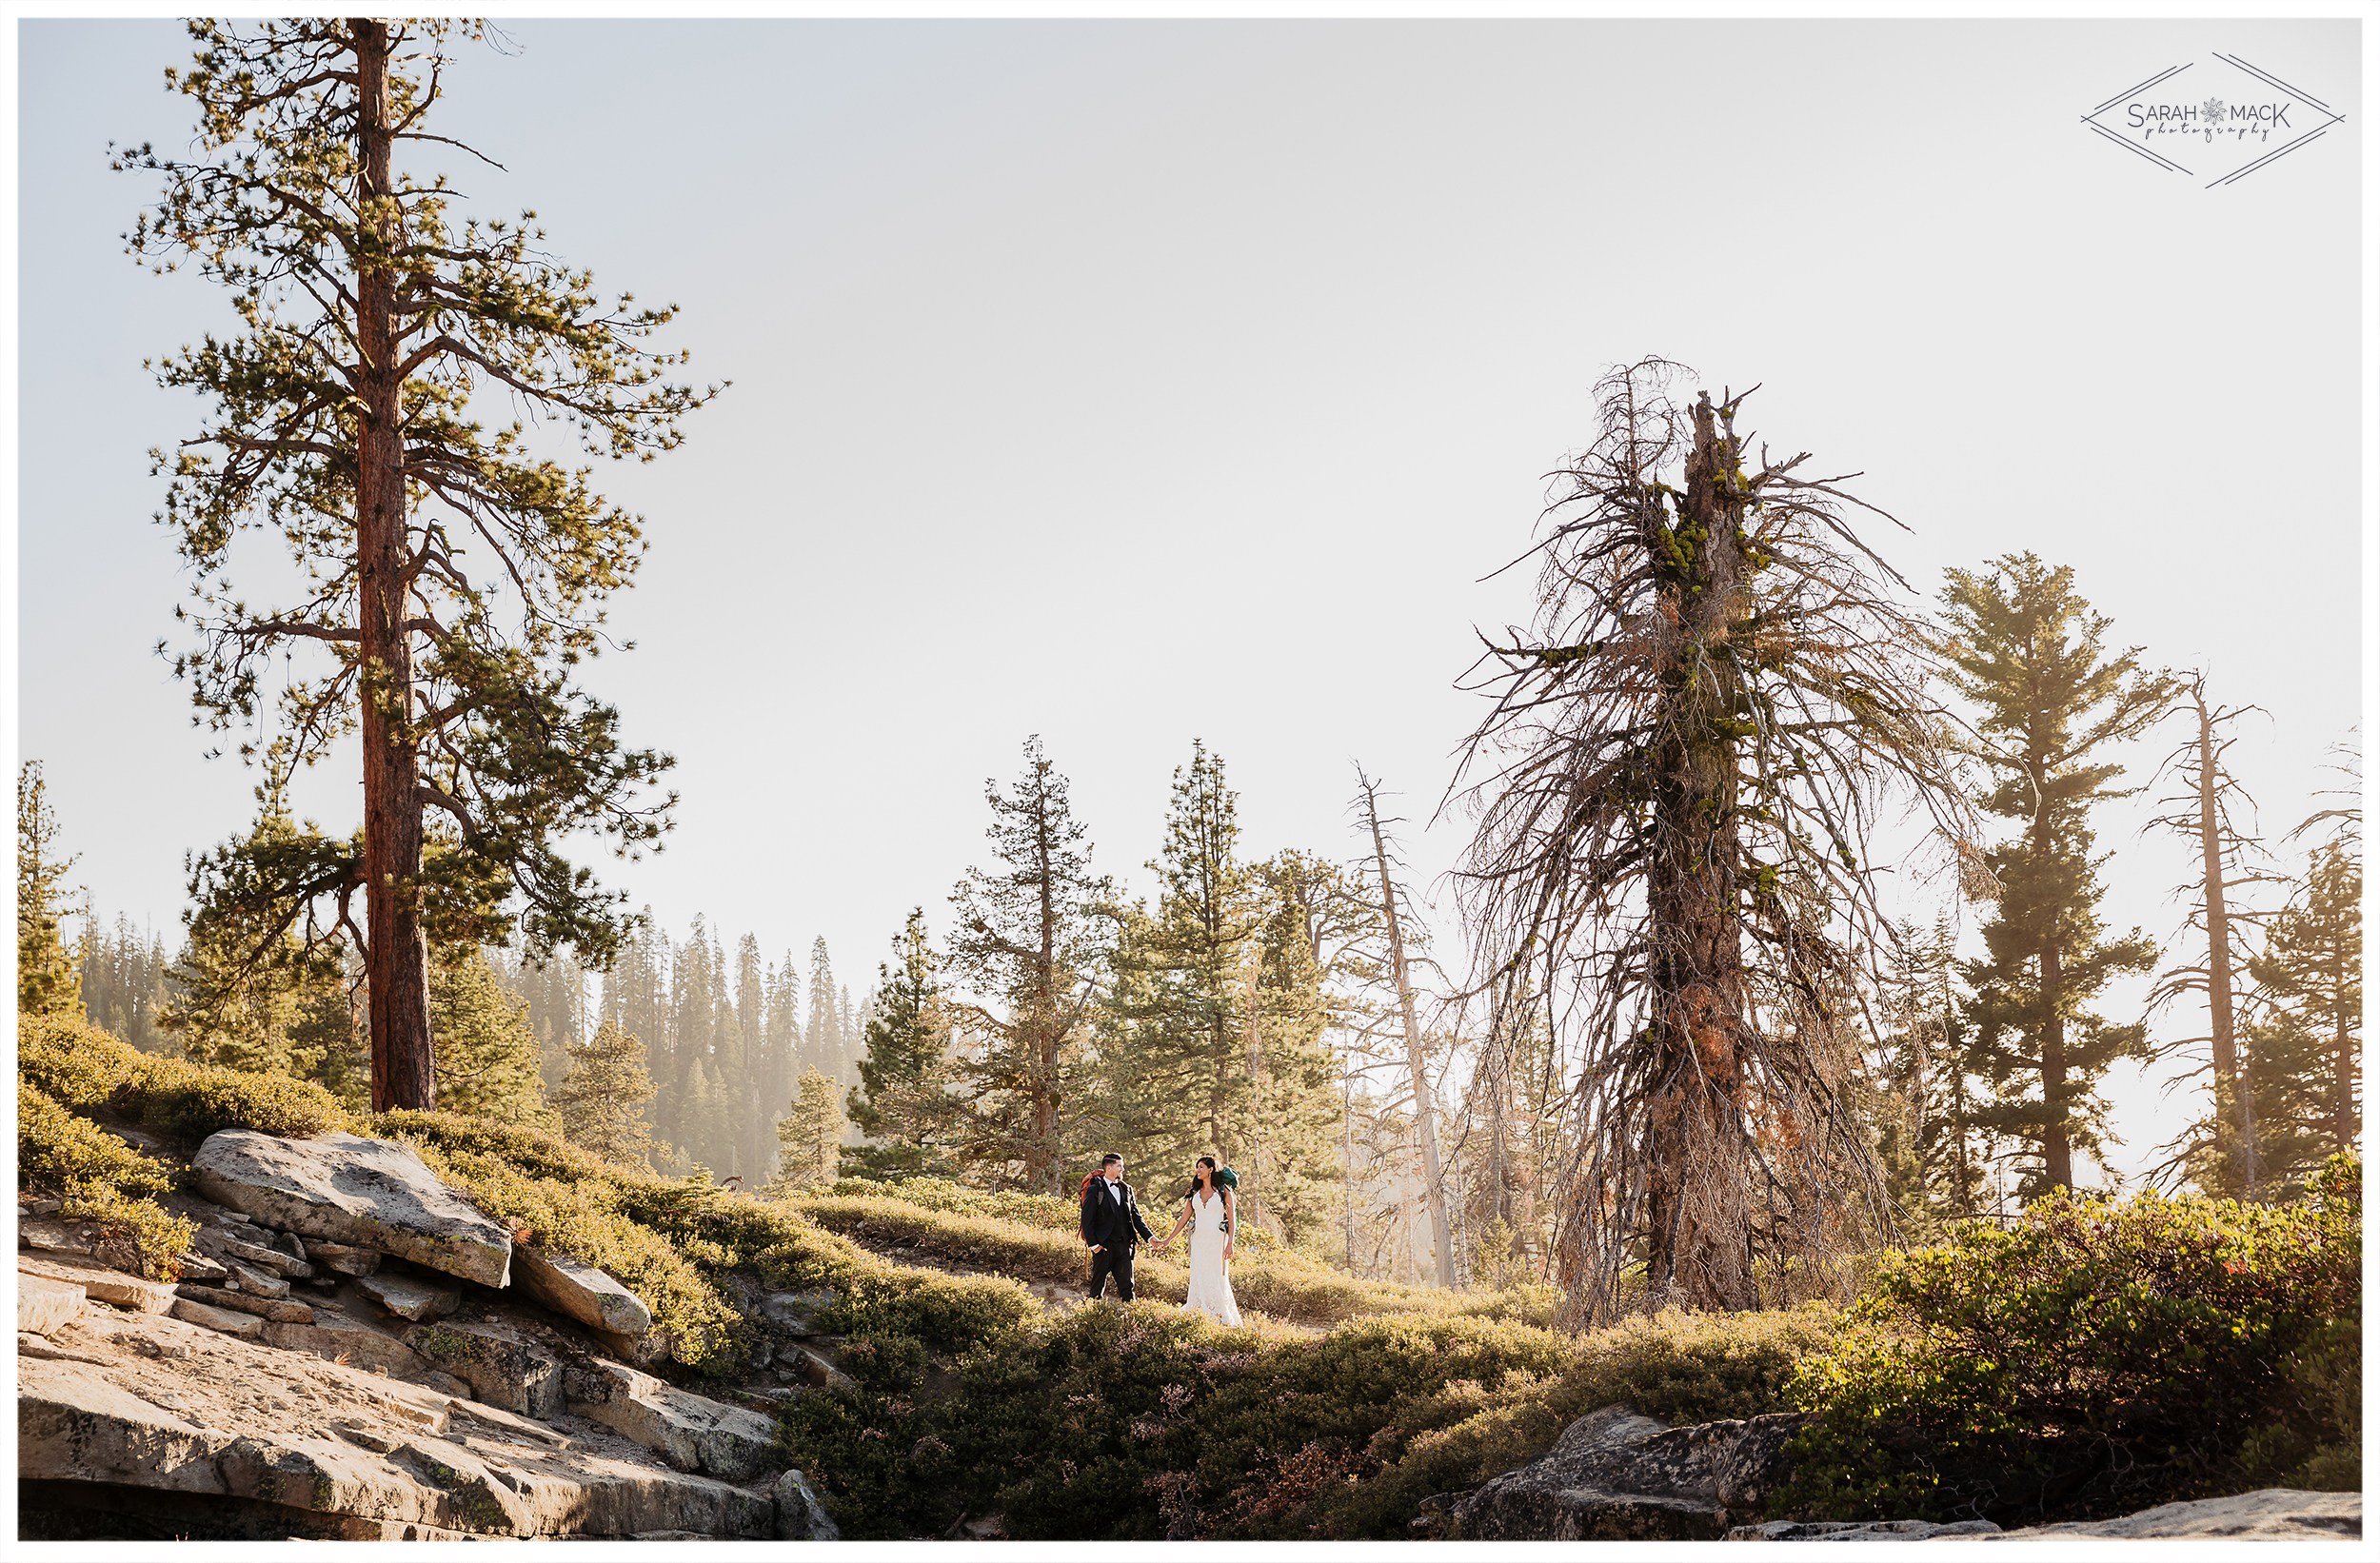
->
[19,1011,2360,1540]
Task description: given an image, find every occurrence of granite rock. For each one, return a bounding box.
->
[564,1357,777,1482]
[513,1245,652,1338]
[773,1469,841,1539]
[190,1131,512,1288]
[20,1254,177,1315]
[404,1317,565,1420]
[21,1272,87,1335]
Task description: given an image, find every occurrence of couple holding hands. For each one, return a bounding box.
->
[1078,1152,1242,1326]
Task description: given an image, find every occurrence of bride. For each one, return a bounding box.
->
[1155,1156,1241,1326]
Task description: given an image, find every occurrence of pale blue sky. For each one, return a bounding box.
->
[15,17,2364,1180]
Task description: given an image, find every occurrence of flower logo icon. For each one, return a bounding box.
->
[2202,96,2227,128]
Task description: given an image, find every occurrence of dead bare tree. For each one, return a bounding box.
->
[1452,358,1976,1324]
[1353,768,1457,1287]
[2143,673,2277,1197]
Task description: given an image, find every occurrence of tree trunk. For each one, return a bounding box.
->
[1029,782,1061,1195]
[2039,940,2072,1192]
[1341,1070,1357,1270]
[1639,394,1757,1312]
[1242,957,1266,1237]
[2190,685,2257,1194]
[1359,782,1456,1289]
[352,19,434,1113]
[2330,946,2356,1151]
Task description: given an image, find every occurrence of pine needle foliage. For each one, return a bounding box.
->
[555,1019,662,1171]
[17,762,86,1019]
[846,909,962,1179]
[117,18,716,1108]
[1936,553,2173,1198]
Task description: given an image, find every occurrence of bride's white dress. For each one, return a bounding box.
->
[1181,1191,1241,1326]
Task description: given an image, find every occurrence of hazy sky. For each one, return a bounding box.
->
[14,17,2364,1182]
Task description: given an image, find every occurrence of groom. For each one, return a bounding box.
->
[1079,1152,1153,1302]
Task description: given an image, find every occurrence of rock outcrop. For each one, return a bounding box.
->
[1730,1517,2005,1540]
[190,1131,514,1287]
[20,1252,176,1314]
[18,1304,774,1539]
[22,1127,820,1541]
[1998,1489,2360,1540]
[1438,1404,1804,1540]
[565,1357,778,1482]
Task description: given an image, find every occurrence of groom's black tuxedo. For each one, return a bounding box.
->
[1080,1176,1154,1301]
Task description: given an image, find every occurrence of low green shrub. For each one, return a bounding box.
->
[18,1078,197,1278]
[1299,1303,1836,1537]
[20,1011,348,1144]
[774,1281,1829,1540]
[1779,1157,2364,1525]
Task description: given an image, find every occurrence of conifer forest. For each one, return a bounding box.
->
[13,15,2364,1543]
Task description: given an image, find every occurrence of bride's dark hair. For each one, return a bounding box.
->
[1182,1155,1218,1201]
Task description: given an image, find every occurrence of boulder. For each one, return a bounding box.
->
[357,1270,462,1323]
[1716,1413,1807,1515]
[173,1284,315,1324]
[773,1469,841,1540]
[170,1296,267,1341]
[2000,1489,2360,1540]
[20,1254,177,1315]
[513,1245,652,1338]
[565,1357,777,1482]
[405,1318,565,1419]
[190,1131,512,1288]
[1443,1405,1797,1540]
[21,1272,87,1335]
[594,1323,674,1369]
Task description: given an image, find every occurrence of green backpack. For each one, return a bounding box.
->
[1214,1164,1240,1191]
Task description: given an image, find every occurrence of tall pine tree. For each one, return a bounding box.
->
[2245,841,2361,1187]
[847,910,962,1179]
[124,20,710,1109]
[805,937,842,1077]
[1242,852,1349,1244]
[1112,742,1264,1181]
[78,915,175,1052]
[1938,554,2172,1197]
[160,915,361,1095]
[18,762,85,1018]
[556,1019,661,1171]
[945,737,1114,1194]
[770,1067,844,1193]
